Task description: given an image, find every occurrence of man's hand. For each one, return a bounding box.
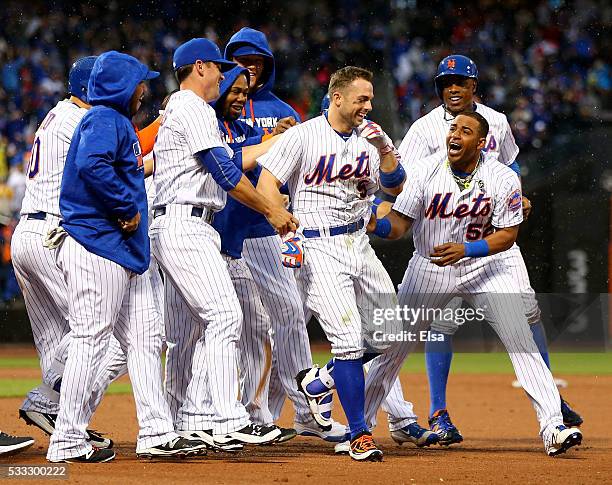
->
[266,205,299,236]
[430,242,465,267]
[522,196,532,220]
[118,212,141,233]
[358,120,394,154]
[272,117,297,135]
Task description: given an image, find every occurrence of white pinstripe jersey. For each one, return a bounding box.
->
[398,103,519,166]
[152,89,232,211]
[393,152,523,260]
[258,115,381,229]
[20,100,87,217]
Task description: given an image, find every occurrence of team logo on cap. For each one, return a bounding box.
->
[447,58,456,69]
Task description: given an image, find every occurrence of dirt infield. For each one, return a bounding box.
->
[1,368,610,485]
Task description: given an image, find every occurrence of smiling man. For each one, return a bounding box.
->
[363,111,583,457]
[257,66,405,461]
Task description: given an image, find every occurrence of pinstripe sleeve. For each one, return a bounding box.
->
[497,115,519,166]
[398,123,431,166]
[492,171,523,228]
[258,127,303,184]
[180,102,224,155]
[392,162,425,219]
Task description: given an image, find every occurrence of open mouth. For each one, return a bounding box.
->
[448,141,462,155]
[449,96,462,103]
[230,103,244,113]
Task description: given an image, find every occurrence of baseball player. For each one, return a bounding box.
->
[225,28,345,440]
[257,66,407,461]
[385,54,581,443]
[13,57,160,451]
[47,51,206,463]
[151,38,296,449]
[0,431,34,456]
[361,111,583,456]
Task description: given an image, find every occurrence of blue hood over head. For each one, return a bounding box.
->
[224,28,275,95]
[212,66,250,118]
[87,51,159,115]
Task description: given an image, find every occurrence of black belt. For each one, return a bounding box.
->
[302,219,365,238]
[26,212,47,220]
[153,206,214,224]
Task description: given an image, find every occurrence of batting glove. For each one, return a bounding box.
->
[358,120,395,155]
[281,233,303,268]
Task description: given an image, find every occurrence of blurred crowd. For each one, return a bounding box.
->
[0,0,609,303]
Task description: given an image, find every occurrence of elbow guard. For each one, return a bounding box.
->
[196,147,243,192]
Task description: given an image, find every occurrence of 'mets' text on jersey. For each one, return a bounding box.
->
[393,152,523,260]
[258,115,380,229]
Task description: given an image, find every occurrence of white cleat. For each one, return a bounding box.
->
[294,418,346,442]
[545,425,582,456]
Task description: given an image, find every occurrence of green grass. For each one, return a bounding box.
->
[0,352,609,398]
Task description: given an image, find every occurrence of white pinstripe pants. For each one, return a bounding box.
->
[242,235,312,423]
[224,255,274,425]
[12,216,69,414]
[364,254,563,435]
[47,235,176,460]
[150,211,250,435]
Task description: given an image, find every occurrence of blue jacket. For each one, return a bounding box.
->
[225,27,299,239]
[211,66,266,258]
[60,51,151,274]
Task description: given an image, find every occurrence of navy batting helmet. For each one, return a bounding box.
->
[68,56,97,102]
[434,55,478,99]
[320,93,330,113]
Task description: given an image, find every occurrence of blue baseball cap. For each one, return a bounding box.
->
[231,45,271,59]
[173,38,236,72]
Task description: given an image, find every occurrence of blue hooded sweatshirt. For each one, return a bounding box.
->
[225,27,299,239]
[59,51,157,274]
[211,66,266,258]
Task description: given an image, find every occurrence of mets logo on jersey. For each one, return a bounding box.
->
[508,189,522,211]
[426,192,491,219]
[304,151,370,186]
[133,141,143,169]
[447,58,456,69]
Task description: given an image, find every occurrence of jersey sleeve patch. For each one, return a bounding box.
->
[507,189,522,211]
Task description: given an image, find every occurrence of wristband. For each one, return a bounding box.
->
[372,217,392,238]
[380,163,406,189]
[371,197,383,215]
[464,239,489,257]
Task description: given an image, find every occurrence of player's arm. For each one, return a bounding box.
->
[359,120,406,196]
[195,148,297,235]
[135,115,161,156]
[240,135,280,171]
[256,168,288,211]
[368,208,414,240]
[430,225,519,267]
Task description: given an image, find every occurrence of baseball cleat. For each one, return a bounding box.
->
[50,448,116,463]
[177,430,243,452]
[136,437,207,459]
[545,425,582,456]
[294,418,347,442]
[334,432,350,455]
[19,409,114,449]
[275,427,298,444]
[348,432,383,462]
[0,432,35,456]
[560,397,583,427]
[296,367,334,431]
[214,423,281,446]
[390,422,440,447]
[429,409,463,446]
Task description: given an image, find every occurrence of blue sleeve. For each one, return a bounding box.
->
[508,160,521,177]
[75,116,139,220]
[196,147,243,191]
[289,106,301,123]
[243,123,264,146]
